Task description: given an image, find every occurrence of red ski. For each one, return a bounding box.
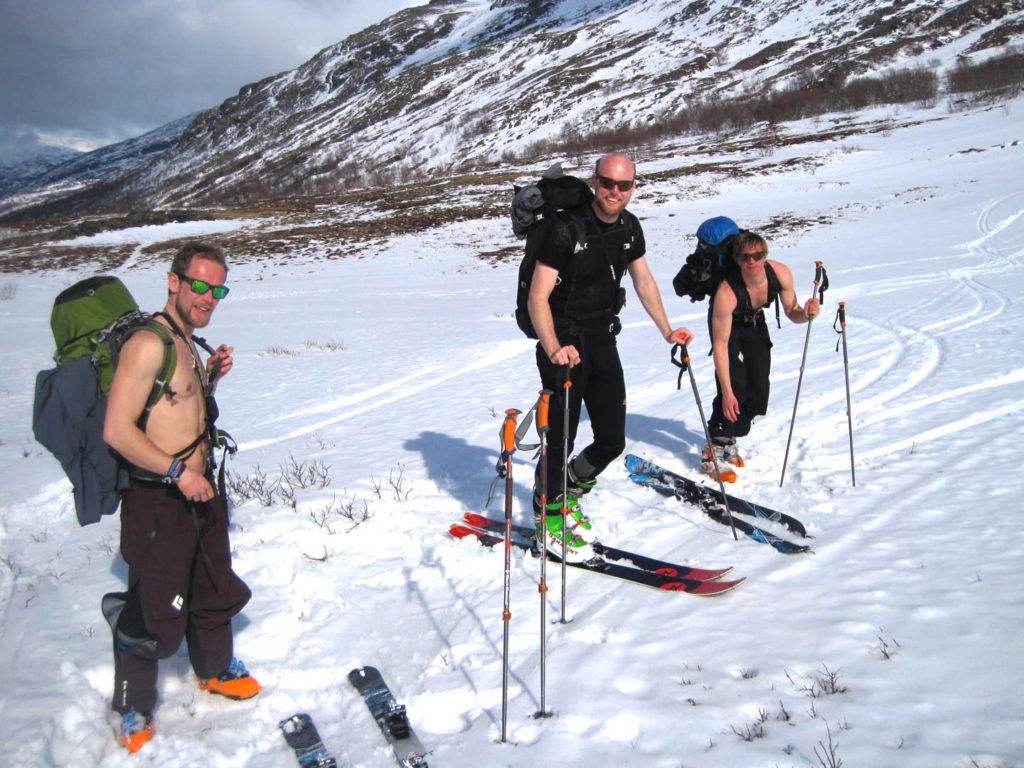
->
[450,519,744,596]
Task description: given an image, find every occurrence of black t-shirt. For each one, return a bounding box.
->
[534,206,645,321]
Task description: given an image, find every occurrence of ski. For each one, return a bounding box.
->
[450,521,745,596]
[625,453,808,537]
[279,713,338,768]
[461,512,733,581]
[348,666,430,768]
[624,455,811,555]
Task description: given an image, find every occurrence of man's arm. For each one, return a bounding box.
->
[772,261,819,324]
[711,281,740,422]
[103,331,176,475]
[627,256,693,344]
[528,263,580,367]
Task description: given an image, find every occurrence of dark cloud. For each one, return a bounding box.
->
[0,0,425,153]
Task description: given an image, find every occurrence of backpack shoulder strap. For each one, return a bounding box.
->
[765,262,783,328]
[128,317,178,425]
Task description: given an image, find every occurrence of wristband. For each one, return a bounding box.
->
[163,457,185,485]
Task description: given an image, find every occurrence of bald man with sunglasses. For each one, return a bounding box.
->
[103,242,259,752]
[528,152,692,559]
[705,232,819,482]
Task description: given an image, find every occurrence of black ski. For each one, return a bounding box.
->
[450,520,745,596]
[626,453,808,536]
[279,713,338,768]
[625,454,811,555]
[462,512,733,580]
[348,666,429,768]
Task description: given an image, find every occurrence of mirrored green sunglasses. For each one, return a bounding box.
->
[174,271,230,299]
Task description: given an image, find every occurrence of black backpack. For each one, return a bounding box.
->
[510,163,595,339]
[674,217,783,329]
[672,216,742,303]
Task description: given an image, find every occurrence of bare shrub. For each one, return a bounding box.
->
[814,721,844,768]
[947,48,1024,94]
[371,463,413,501]
[259,346,299,357]
[227,465,278,506]
[304,339,346,351]
[279,454,333,491]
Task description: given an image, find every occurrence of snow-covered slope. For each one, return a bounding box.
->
[0,93,1021,766]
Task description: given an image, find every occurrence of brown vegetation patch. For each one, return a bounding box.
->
[1,243,137,274]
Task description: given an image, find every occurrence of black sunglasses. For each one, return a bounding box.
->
[174,271,230,299]
[737,250,767,263]
[595,174,635,193]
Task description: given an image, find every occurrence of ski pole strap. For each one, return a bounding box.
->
[513,390,552,451]
[514,403,540,452]
[670,343,690,390]
[814,261,829,304]
[833,301,846,351]
[496,409,520,478]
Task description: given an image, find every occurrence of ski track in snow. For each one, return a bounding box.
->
[241,339,532,451]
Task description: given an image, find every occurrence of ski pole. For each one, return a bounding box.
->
[559,366,572,625]
[780,261,828,487]
[532,389,553,719]
[498,408,519,744]
[671,344,737,540]
[833,301,856,486]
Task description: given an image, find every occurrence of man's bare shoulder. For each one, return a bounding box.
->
[117,324,171,374]
[767,259,794,286]
[713,278,738,310]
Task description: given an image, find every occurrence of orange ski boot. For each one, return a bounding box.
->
[198,657,262,700]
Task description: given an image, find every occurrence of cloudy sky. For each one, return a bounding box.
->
[0,0,428,160]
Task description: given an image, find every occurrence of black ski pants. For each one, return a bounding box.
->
[112,480,250,714]
[709,317,773,442]
[535,326,626,498]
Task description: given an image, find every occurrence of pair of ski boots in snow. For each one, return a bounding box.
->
[102,592,262,753]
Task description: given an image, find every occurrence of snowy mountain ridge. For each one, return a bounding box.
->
[3,0,1020,218]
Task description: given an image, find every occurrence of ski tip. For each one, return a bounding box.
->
[347,665,378,683]
[463,511,490,527]
[665,576,746,596]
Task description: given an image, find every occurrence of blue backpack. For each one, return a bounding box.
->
[672,216,742,302]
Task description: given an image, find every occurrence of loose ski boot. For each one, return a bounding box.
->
[721,442,745,468]
[534,494,594,562]
[119,708,154,753]
[701,443,738,483]
[198,656,262,700]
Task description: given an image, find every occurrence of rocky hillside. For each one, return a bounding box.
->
[4,0,1022,218]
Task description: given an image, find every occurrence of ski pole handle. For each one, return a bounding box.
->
[838,300,846,327]
[501,409,520,455]
[813,260,829,304]
[536,389,552,434]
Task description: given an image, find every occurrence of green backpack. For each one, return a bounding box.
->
[50,275,177,407]
[35,276,180,524]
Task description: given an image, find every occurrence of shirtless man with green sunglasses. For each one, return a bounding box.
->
[103,242,259,752]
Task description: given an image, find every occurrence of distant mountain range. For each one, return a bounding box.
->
[0,144,80,198]
[2,0,1021,220]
